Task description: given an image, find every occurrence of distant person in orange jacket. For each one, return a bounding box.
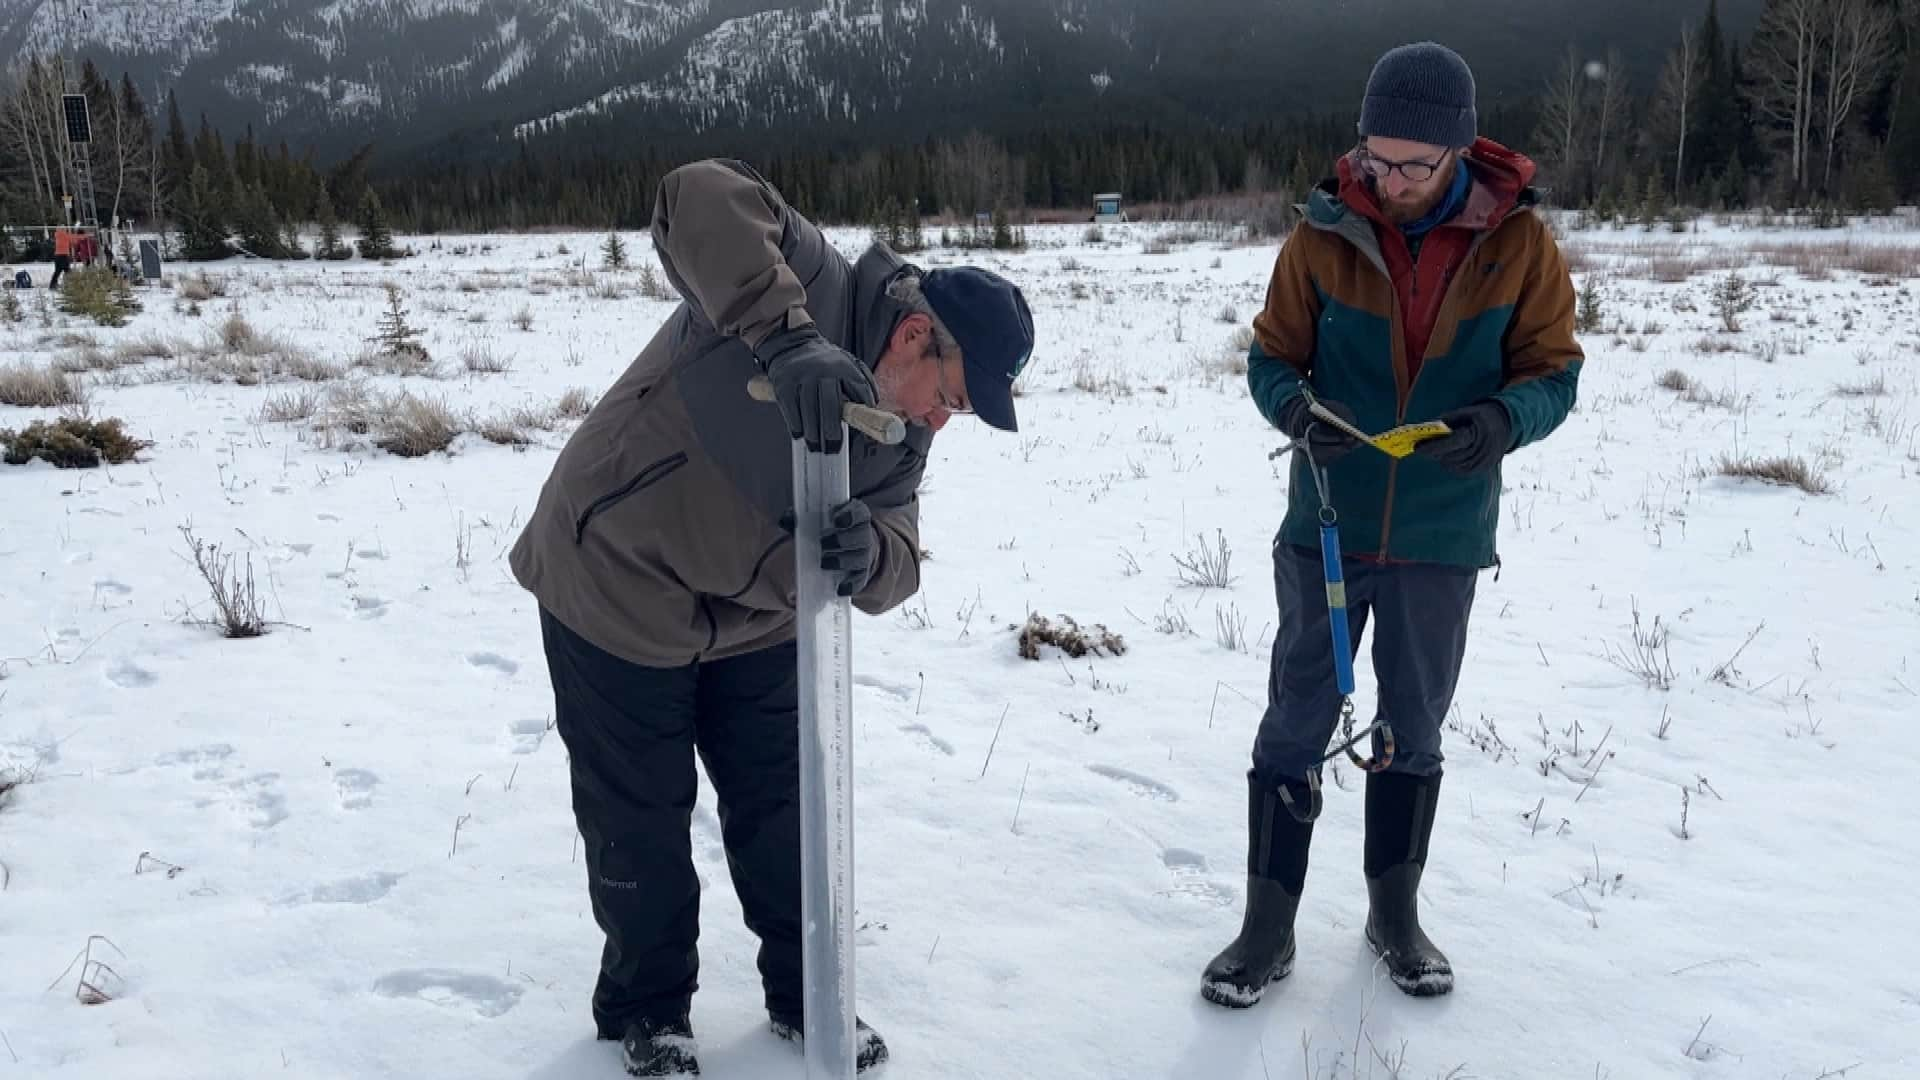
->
[51,228,75,287]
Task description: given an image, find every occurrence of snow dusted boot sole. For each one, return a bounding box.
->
[1200,918,1295,1008]
[1200,771,1315,1009]
[1364,902,1454,998]
[770,1016,889,1073]
[1363,771,1453,998]
[620,1018,700,1077]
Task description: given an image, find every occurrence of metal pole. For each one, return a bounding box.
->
[790,429,858,1080]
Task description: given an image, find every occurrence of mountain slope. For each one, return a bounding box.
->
[2,0,1765,160]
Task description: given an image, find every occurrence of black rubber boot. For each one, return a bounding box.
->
[769,1014,889,1073]
[1200,769,1316,1007]
[619,1016,699,1077]
[1363,770,1453,997]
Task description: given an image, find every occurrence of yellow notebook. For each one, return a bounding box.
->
[1308,401,1451,459]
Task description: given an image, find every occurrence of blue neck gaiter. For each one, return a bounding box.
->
[1400,161,1472,240]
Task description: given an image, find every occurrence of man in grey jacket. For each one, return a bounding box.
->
[510,158,1034,1077]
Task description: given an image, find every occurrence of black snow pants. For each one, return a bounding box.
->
[539,606,804,1037]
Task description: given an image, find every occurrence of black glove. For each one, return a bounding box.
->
[756,326,877,455]
[779,498,878,598]
[1413,400,1514,475]
[1276,394,1363,466]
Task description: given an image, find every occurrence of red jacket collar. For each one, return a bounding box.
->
[1337,136,1537,233]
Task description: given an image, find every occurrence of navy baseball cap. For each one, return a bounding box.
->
[920,266,1034,432]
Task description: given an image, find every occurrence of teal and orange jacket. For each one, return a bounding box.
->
[1249,138,1584,569]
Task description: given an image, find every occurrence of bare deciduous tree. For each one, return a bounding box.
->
[1590,48,1631,185]
[1656,22,1702,200]
[1818,0,1898,191]
[1536,46,1591,185]
[1747,0,1822,193]
[1,57,72,214]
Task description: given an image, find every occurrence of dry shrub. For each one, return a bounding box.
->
[354,345,439,378]
[1715,454,1831,495]
[461,345,511,374]
[1072,355,1134,397]
[1017,613,1127,661]
[258,389,322,423]
[372,391,463,457]
[314,388,463,457]
[553,387,596,419]
[176,273,226,301]
[475,415,535,447]
[1832,373,1888,398]
[1656,369,1694,393]
[2,416,150,468]
[0,361,86,406]
[179,525,269,638]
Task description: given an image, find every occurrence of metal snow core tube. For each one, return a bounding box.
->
[791,430,858,1080]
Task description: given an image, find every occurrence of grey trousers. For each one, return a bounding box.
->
[1252,543,1477,786]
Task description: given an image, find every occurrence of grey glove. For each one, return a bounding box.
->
[778,498,878,598]
[756,326,877,455]
[1277,394,1364,466]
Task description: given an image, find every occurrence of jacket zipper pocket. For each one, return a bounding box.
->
[573,452,689,543]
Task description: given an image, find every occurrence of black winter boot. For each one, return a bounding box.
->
[769,1014,889,1073]
[1200,770,1316,1008]
[1363,770,1453,997]
[619,1016,699,1077]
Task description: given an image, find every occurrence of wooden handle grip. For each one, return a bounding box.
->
[746,375,906,446]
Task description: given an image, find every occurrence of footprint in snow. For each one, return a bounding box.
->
[371,969,522,1018]
[335,769,379,810]
[853,674,915,701]
[1087,764,1180,802]
[317,513,341,522]
[1161,847,1233,907]
[897,723,955,756]
[279,871,402,906]
[467,652,519,676]
[150,744,236,781]
[106,658,157,688]
[351,595,389,619]
[93,578,133,596]
[505,717,547,755]
[194,772,289,830]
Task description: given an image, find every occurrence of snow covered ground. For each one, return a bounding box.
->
[2,215,1917,1079]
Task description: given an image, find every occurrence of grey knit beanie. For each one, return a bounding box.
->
[1357,42,1477,149]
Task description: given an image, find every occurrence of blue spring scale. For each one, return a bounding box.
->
[1267,391,1395,822]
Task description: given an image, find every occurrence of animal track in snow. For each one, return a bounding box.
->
[335,769,379,810]
[280,871,402,906]
[106,658,157,688]
[351,595,389,619]
[93,578,133,596]
[1086,764,1180,802]
[898,724,955,756]
[467,652,518,676]
[371,969,522,1018]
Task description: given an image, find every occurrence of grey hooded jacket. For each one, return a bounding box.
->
[508,158,932,668]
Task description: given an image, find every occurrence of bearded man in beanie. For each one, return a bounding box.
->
[510,158,1033,1076]
[1202,42,1583,1006]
